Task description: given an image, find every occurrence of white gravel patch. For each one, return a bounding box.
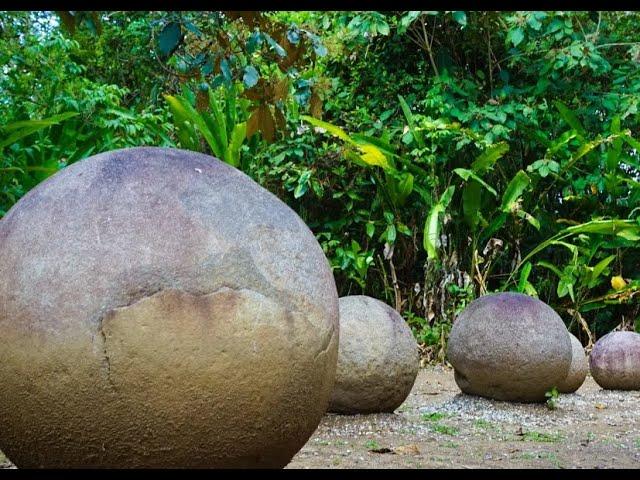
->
[420,388,640,429]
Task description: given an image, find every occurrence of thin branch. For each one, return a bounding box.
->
[419,15,439,77]
[487,29,493,97]
[595,11,602,39]
[595,42,640,49]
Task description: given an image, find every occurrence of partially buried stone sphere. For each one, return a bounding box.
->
[447,292,572,402]
[0,147,339,468]
[329,295,419,414]
[590,331,640,390]
[557,333,588,393]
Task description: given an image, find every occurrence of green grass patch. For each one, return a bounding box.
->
[365,440,381,450]
[421,411,449,422]
[431,423,459,436]
[522,431,563,443]
[473,418,496,430]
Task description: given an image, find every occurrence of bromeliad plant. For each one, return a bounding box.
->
[165,84,248,168]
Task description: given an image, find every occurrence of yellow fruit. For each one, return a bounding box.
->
[611,275,627,291]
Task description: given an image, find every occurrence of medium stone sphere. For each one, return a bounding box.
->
[447,292,572,402]
[557,333,588,393]
[0,147,339,468]
[590,331,640,390]
[328,295,419,414]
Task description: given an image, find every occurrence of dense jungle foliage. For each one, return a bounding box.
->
[1,11,639,361]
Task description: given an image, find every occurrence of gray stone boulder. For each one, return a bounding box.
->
[447,292,572,402]
[0,147,339,468]
[590,331,640,390]
[329,295,419,414]
[557,333,588,393]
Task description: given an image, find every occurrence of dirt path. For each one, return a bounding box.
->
[288,365,640,469]
[1,365,639,469]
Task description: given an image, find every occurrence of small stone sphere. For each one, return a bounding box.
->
[557,333,588,393]
[0,147,339,468]
[590,331,640,390]
[328,295,419,414]
[447,292,572,402]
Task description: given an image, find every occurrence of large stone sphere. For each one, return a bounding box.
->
[557,333,588,393]
[447,292,572,402]
[328,295,419,414]
[590,331,640,390]
[0,147,339,468]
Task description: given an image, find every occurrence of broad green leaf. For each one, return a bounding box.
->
[517,262,533,293]
[563,219,639,235]
[623,134,640,151]
[462,180,482,229]
[220,58,232,84]
[453,168,497,196]
[557,276,575,301]
[549,240,579,260]
[588,255,616,288]
[352,134,398,158]
[264,32,287,57]
[610,115,621,135]
[365,222,375,238]
[164,94,199,151]
[537,260,564,278]
[523,282,538,296]
[243,65,260,88]
[452,11,467,27]
[398,11,421,34]
[398,173,414,200]
[0,167,25,174]
[471,142,509,173]
[439,185,456,208]
[294,181,308,199]
[500,170,530,212]
[423,203,445,260]
[572,139,600,162]
[516,209,540,230]
[207,88,228,152]
[158,22,182,57]
[398,95,425,148]
[357,144,391,169]
[301,115,353,144]
[377,21,390,35]
[382,223,396,243]
[617,229,640,241]
[554,101,587,137]
[386,171,414,206]
[548,130,578,154]
[0,112,80,149]
[515,219,640,282]
[175,95,222,156]
[224,121,246,167]
[508,27,525,47]
[246,31,262,54]
[200,112,226,157]
[224,84,238,129]
[2,112,79,132]
[344,149,370,168]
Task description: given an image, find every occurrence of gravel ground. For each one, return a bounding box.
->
[288,365,640,469]
[1,365,639,469]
